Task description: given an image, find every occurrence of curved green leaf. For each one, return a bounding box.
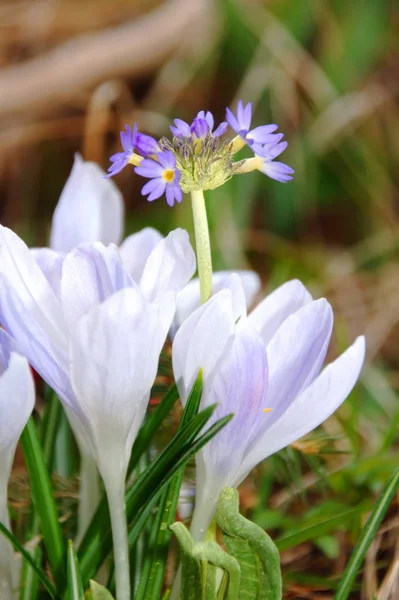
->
[216,488,281,600]
[334,467,399,600]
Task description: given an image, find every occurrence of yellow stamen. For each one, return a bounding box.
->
[234,156,263,174]
[162,169,175,183]
[262,408,272,413]
[128,153,143,167]
[230,135,246,154]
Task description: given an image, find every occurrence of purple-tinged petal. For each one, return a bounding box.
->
[237,336,366,485]
[119,228,163,284]
[172,181,183,203]
[263,299,333,428]
[51,154,124,250]
[61,243,133,328]
[201,328,268,490]
[31,248,65,298]
[140,228,196,304]
[172,290,235,402]
[244,279,312,346]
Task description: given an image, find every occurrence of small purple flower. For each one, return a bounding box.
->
[170,110,228,139]
[226,100,282,155]
[105,124,159,178]
[256,141,294,183]
[135,151,183,207]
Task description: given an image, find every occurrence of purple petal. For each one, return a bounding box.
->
[247,125,279,144]
[157,151,176,170]
[212,121,228,137]
[146,180,166,201]
[165,185,176,207]
[243,102,252,131]
[136,133,159,157]
[135,158,164,179]
[261,160,294,182]
[120,125,135,152]
[170,118,191,138]
[142,178,163,196]
[225,107,240,133]
[191,118,209,138]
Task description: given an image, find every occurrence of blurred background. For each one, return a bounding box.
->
[2,0,399,597]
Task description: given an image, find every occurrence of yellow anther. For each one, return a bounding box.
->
[262,408,272,413]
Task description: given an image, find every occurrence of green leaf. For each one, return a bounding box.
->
[194,541,240,600]
[20,388,61,600]
[170,521,241,600]
[334,467,399,600]
[136,371,203,600]
[0,522,58,599]
[20,417,65,590]
[169,523,202,600]
[128,383,179,475]
[67,541,85,600]
[89,580,115,600]
[216,488,282,600]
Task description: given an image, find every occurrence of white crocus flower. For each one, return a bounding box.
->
[31,155,261,329]
[0,225,195,600]
[172,278,366,541]
[0,330,35,599]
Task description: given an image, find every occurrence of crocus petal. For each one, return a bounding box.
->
[202,328,268,486]
[119,228,163,283]
[139,229,196,303]
[61,243,133,328]
[237,337,366,485]
[0,226,68,350]
[245,279,312,346]
[0,349,35,457]
[172,290,235,402]
[69,288,161,478]
[50,154,124,252]
[264,299,333,427]
[172,271,256,337]
[0,282,73,406]
[31,248,65,299]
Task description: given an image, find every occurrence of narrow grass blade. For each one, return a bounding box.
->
[0,522,58,599]
[128,383,179,476]
[67,541,84,600]
[20,417,65,590]
[334,467,399,600]
[135,372,203,600]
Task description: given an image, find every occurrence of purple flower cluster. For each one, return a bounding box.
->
[106,101,293,205]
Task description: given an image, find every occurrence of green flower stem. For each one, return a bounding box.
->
[190,189,213,304]
[76,452,100,546]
